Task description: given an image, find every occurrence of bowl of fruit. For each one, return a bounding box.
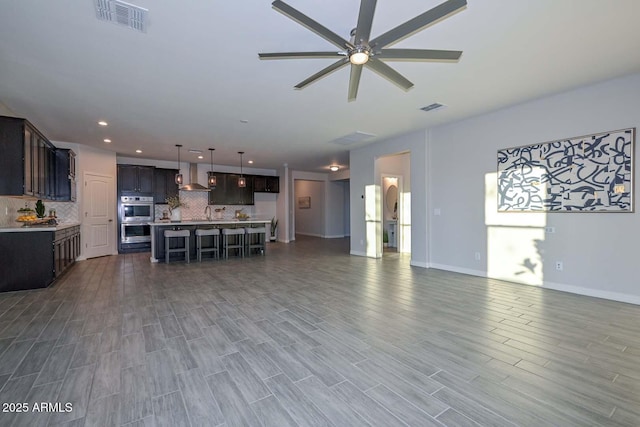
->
[16,206,37,226]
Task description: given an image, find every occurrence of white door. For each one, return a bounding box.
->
[83,172,116,259]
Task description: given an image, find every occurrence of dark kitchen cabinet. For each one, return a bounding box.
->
[0,115,57,200]
[53,225,80,278]
[207,173,228,205]
[118,165,154,195]
[253,175,279,193]
[0,225,80,293]
[55,149,76,201]
[208,172,281,205]
[153,168,179,204]
[220,174,254,205]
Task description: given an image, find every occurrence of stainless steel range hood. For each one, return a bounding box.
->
[179,163,210,191]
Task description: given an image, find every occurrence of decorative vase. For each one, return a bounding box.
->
[170,207,181,222]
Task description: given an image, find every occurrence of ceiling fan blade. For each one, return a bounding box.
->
[259,51,345,60]
[369,0,467,49]
[376,48,462,62]
[365,58,413,90]
[272,0,353,50]
[295,57,350,89]
[348,64,364,102]
[354,0,377,45]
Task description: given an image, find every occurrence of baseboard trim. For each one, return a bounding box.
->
[350,251,366,257]
[296,232,323,238]
[410,260,429,268]
[429,263,640,305]
[324,234,346,239]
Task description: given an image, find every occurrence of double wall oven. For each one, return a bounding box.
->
[119,196,153,244]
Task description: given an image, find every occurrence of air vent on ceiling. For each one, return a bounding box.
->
[94,0,148,33]
[330,131,377,146]
[420,103,447,112]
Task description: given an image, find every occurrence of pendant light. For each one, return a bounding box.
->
[208,148,217,187]
[175,144,183,185]
[238,151,246,188]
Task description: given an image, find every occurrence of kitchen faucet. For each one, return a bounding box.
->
[204,205,211,221]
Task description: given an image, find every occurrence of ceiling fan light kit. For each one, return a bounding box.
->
[259,0,467,101]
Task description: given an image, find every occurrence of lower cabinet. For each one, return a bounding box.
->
[54,226,81,278]
[0,226,80,293]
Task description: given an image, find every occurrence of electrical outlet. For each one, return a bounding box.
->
[555,261,563,271]
[434,208,441,216]
[360,239,364,245]
[545,226,556,234]
[474,252,481,261]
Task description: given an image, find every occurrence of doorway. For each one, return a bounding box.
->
[382,175,401,253]
[375,152,411,257]
[83,172,116,259]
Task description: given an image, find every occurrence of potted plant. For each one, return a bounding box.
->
[383,229,389,247]
[270,217,278,242]
[166,195,187,221]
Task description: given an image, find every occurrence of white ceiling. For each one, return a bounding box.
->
[1,0,640,172]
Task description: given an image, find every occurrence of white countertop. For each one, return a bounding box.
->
[0,222,81,233]
[149,218,271,226]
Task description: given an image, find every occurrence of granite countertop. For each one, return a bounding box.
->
[149,218,271,226]
[0,222,81,233]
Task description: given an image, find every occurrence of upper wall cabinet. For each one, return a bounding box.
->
[253,175,279,193]
[118,165,154,196]
[207,173,255,205]
[0,115,57,200]
[55,149,76,202]
[153,168,179,204]
[207,172,227,205]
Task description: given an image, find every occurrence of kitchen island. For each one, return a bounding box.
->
[0,222,81,292]
[149,219,271,263]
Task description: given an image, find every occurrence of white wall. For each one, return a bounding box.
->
[0,102,16,116]
[325,180,345,238]
[349,130,428,266]
[294,180,325,237]
[75,144,118,258]
[428,72,640,304]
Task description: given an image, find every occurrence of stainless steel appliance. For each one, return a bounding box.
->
[119,196,153,245]
[121,223,152,243]
[120,196,154,222]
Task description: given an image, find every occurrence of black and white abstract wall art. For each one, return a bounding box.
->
[497,128,634,212]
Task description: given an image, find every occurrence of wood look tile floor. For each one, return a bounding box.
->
[1,235,639,426]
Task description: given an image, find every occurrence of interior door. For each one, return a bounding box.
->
[83,172,116,259]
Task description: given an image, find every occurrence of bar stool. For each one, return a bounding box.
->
[222,228,245,259]
[245,226,266,256]
[164,229,190,264]
[195,228,220,262]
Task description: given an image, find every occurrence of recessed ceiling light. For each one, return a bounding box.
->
[98,121,108,126]
[135,149,142,153]
[198,155,204,159]
[103,138,111,143]
[330,165,339,172]
[248,160,254,164]
[240,119,249,124]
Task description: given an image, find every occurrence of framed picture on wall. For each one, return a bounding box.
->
[298,196,311,209]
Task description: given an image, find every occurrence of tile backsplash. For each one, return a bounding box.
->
[154,191,255,220]
[0,197,79,227]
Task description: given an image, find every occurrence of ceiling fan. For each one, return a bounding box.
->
[258,0,467,101]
